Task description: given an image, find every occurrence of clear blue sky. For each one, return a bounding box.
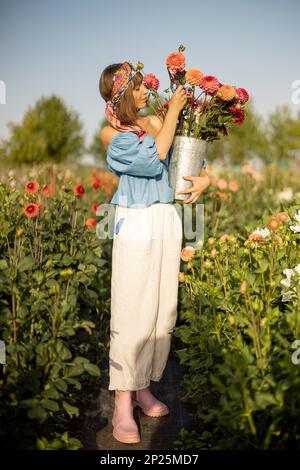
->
[0,0,299,146]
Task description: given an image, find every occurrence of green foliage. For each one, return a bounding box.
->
[207,103,271,164]
[174,203,300,449]
[0,176,111,449]
[267,106,300,164]
[0,95,85,165]
[88,119,107,167]
[37,432,82,450]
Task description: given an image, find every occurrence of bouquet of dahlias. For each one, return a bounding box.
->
[141,45,250,200]
[142,44,249,141]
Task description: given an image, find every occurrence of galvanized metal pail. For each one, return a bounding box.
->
[168,136,207,201]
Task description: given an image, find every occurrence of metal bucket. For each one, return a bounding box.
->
[168,136,207,201]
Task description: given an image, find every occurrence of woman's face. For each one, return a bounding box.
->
[132,82,149,110]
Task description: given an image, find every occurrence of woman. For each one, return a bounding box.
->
[99,61,209,444]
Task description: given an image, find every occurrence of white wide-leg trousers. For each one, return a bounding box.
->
[108,202,183,391]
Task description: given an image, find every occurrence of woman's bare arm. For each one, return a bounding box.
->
[154,85,187,161]
[153,109,180,161]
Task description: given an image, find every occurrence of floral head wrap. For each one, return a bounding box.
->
[104,61,147,141]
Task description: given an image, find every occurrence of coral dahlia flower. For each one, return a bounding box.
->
[91,203,100,214]
[180,246,196,262]
[228,180,239,192]
[235,87,249,103]
[247,233,264,245]
[219,234,231,243]
[92,181,100,190]
[73,184,85,197]
[143,73,159,90]
[25,181,39,194]
[216,179,228,190]
[86,218,97,229]
[23,203,40,218]
[200,75,220,94]
[165,52,186,74]
[276,212,290,223]
[41,184,56,197]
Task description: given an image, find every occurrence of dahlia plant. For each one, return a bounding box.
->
[142,44,250,142]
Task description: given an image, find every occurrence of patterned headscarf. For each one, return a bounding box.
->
[104,61,147,141]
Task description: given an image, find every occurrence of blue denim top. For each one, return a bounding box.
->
[106,131,207,209]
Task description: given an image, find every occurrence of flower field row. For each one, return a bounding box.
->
[1,160,300,449]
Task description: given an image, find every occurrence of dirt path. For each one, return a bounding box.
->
[81,348,196,450]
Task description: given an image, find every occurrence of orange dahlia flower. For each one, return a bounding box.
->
[247,233,264,245]
[23,203,40,218]
[25,181,39,194]
[213,191,229,201]
[217,85,236,101]
[86,218,97,229]
[219,234,231,243]
[267,217,282,232]
[228,180,239,192]
[165,52,186,73]
[41,184,56,197]
[216,178,228,190]
[276,212,289,222]
[185,69,204,86]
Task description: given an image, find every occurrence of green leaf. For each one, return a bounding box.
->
[62,401,79,418]
[55,379,68,393]
[254,392,278,409]
[20,398,39,408]
[65,378,82,390]
[17,255,36,272]
[0,259,8,270]
[83,362,100,377]
[28,405,48,422]
[41,398,59,412]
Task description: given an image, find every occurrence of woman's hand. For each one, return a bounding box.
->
[175,174,210,203]
[168,84,187,115]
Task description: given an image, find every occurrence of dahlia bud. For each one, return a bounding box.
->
[16,228,24,237]
[260,318,267,327]
[240,281,247,294]
[207,237,216,246]
[136,61,144,71]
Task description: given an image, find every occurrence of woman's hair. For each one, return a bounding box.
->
[99,63,144,126]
